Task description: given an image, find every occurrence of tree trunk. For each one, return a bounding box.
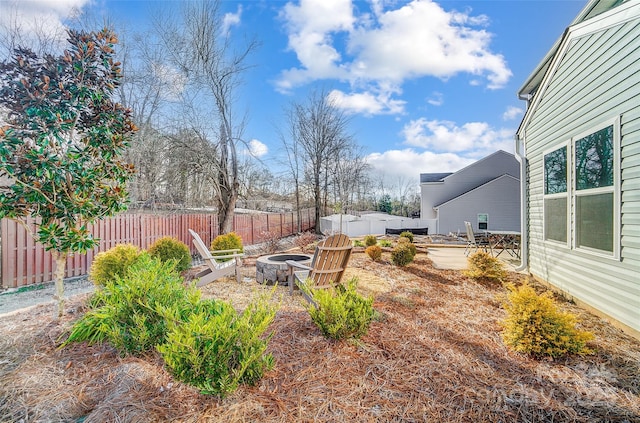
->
[314,172,322,234]
[295,180,301,233]
[218,188,237,234]
[53,252,67,318]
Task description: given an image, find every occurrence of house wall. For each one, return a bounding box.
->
[420,151,520,227]
[437,175,521,235]
[522,5,640,334]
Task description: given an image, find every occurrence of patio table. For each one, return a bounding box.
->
[486,230,521,258]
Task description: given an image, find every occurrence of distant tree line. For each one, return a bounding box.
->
[0,0,421,235]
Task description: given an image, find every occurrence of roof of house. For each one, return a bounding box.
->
[420,173,453,183]
[420,150,518,184]
[434,174,520,209]
[518,0,628,100]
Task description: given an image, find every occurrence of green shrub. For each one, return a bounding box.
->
[391,242,415,267]
[501,283,594,358]
[211,232,244,261]
[365,245,382,261]
[148,236,192,273]
[89,243,142,286]
[65,254,195,355]
[353,239,365,247]
[464,251,507,282]
[304,278,375,340]
[379,239,393,248]
[65,254,279,397]
[158,293,277,397]
[399,231,414,242]
[364,235,378,247]
[397,237,417,257]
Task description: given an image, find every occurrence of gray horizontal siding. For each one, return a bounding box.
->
[436,176,520,235]
[523,13,640,333]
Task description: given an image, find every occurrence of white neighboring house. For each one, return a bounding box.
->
[420,150,520,235]
[516,0,640,337]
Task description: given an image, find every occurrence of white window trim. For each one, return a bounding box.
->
[542,143,570,248]
[570,116,620,260]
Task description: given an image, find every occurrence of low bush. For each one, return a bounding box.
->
[259,230,281,254]
[148,236,192,273]
[501,282,594,358]
[379,239,393,248]
[89,243,142,286]
[353,239,365,247]
[391,242,415,267]
[364,235,378,247]
[294,232,317,252]
[158,293,277,397]
[365,245,382,261]
[304,278,375,340]
[464,251,507,282]
[65,254,279,397]
[399,231,414,243]
[65,254,193,354]
[211,232,244,261]
[397,237,417,256]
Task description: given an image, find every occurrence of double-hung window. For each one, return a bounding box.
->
[543,145,569,244]
[542,117,620,258]
[573,123,617,255]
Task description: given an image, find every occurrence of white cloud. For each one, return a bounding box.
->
[366,148,475,181]
[0,0,90,54]
[401,118,514,155]
[222,5,242,37]
[427,91,444,106]
[276,0,354,91]
[248,139,268,158]
[277,0,512,98]
[503,105,524,121]
[327,88,405,115]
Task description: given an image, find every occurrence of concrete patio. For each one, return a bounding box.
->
[427,247,522,271]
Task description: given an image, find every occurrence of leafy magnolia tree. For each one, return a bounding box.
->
[0,28,136,316]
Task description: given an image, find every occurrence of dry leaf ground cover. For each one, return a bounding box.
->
[1,246,639,422]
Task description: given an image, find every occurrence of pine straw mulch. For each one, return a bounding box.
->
[1,250,639,422]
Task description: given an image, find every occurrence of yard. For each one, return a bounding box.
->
[1,246,639,422]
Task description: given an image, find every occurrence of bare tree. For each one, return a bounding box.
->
[0,2,70,57]
[279,106,305,231]
[154,0,257,234]
[331,145,370,214]
[287,90,354,233]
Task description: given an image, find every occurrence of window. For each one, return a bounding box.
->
[541,119,619,258]
[543,146,568,243]
[574,124,616,254]
[477,213,488,230]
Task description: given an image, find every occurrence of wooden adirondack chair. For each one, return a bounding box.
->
[188,229,244,287]
[286,233,353,303]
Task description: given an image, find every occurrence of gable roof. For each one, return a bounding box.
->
[420,150,517,185]
[518,0,630,101]
[434,174,520,209]
[420,173,453,183]
[517,0,637,137]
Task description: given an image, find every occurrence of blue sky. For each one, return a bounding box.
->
[1,0,587,183]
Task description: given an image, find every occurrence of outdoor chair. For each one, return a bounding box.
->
[188,229,244,287]
[286,233,353,305]
[464,221,492,256]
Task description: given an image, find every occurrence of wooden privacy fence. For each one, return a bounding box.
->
[1,209,315,289]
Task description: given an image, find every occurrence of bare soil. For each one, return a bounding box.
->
[1,245,639,422]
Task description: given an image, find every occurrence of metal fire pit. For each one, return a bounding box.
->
[255,253,313,285]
